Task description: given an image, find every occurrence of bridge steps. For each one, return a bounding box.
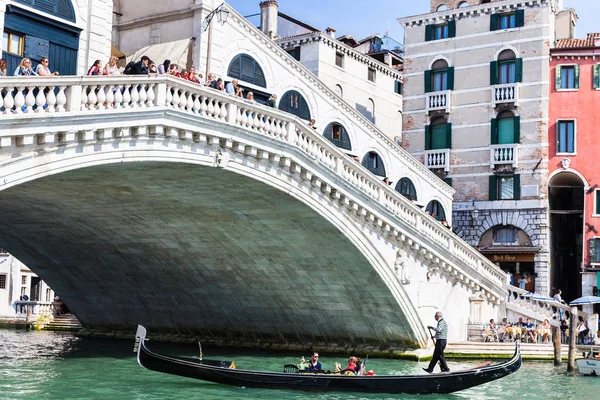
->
[446,341,582,360]
[44,314,82,332]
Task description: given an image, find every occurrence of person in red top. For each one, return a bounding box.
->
[167,64,181,78]
[186,66,200,84]
[87,60,103,76]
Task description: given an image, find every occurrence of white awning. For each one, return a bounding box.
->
[126,38,194,70]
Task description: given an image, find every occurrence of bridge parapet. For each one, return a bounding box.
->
[0,75,507,306]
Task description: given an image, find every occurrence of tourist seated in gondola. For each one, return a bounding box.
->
[305,352,322,373]
[334,356,359,374]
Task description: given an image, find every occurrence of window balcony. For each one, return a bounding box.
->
[490,144,519,168]
[426,90,451,113]
[424,149,450,172]
[492,83,519,106]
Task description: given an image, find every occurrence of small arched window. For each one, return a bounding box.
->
[426,200,446,222]
[498,50,516,84]
[334,84,343,98]
[458,1,469,7]
[15,0,76,22]
[227,54,267,88]
[323,122,351,150]
[437,5,448,11]
[361,151,386,176]
[431,59,449,92]
[395,178,418,201]
[492,110,520,145]
[367,98,375,122]
[279,90,311,120]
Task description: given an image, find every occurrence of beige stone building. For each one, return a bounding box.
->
[399,0,570,295]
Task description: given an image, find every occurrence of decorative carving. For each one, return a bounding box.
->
[214,149,230,168]
[394,250,411,285]
[561,157,571,170]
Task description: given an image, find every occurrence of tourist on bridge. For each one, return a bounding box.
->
[423,311,450,374]
[304,352,322,373]
[14,58,37,76]
[267,94,277,108]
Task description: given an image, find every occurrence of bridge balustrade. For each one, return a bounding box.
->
[0,75,508,302]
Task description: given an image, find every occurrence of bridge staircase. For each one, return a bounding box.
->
[45,314,82,332]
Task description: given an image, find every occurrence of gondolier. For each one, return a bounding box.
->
[423,311,450,374]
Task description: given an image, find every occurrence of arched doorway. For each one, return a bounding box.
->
[549,172,584,301]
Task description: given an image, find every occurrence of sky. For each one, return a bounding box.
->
[225,0,600,44]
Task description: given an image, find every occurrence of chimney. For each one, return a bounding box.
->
[325,27,336,39]
[260,1,278,39]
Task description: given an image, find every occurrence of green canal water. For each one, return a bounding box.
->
[0,329,597,400]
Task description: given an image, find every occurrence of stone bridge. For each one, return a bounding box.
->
[0,75,508,350]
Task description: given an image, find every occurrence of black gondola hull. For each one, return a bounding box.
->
[134,325,521,394]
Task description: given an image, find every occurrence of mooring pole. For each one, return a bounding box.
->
[567,306,578,372]
[552,325,561,366]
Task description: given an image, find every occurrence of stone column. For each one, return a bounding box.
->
[192,0,215,78]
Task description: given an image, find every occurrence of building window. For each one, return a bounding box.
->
[491,111,520,145]
[367,98,375,122]
[494,227,518,244]
[368,67,376,82]
[489,175,521,200]
[595,189,600,215]
[227,54,267,88]
[21,276,27,285]
[426,200,446,221]
[557,120,575,154]
[556,65,579,90]
[335,52,344,68]
[395,177,418,201]
[45,288,52,302]
[12,0,76,23]
[490,10,524,31]
[491,50,522,85]
[286,46,301,61]
[334,84,343,98]
[394,80,403,95]
[0,274,6,289]
[361,151,386,176]
[324,122,351,150]
[425,117,452,150]
[290,93,299,109]
[425,59,454,93]
[3,31,24,56]
[279,90,311,120]
[589,238,600,263]
[425,21,456,41]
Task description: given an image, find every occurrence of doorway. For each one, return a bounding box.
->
[549,172,584,302]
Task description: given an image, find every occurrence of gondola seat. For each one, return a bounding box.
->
[283,364,299,373]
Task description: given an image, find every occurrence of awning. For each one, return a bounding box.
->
[125,38,194,70]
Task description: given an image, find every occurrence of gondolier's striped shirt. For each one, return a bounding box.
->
[435,318,448,340]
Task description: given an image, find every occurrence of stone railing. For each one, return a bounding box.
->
[506,285,588,325]
[492,83,519,106]
[426,90,451,113]
[490,144,518,168]
[0,75,508,301]
[14,301,56,319]
[424,149,450,172]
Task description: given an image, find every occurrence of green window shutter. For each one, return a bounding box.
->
[594,64,600,89]
[399,82,403,94]
[490,13,499,31]
[489,175,498,201]
[513,116,520,143]
[425,125,432,150]
[444,177,453,186]
[490,118,499,145]
[447,67,455,90]
[490,61,498,85]
[394,80,400,94]
[513,174,521,200]
[590,239,597,263]
[445,123,452,149]
[424,70,432,93]
[425,24,434,41]
[515,58,523,82]
[555,66,562,90]
[575,64,580,89]
[448,20,456,38]
[516,9,525,28]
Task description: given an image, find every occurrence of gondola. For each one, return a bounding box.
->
[133,325,521,394]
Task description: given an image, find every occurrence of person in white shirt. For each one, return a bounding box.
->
[35,57,59,76]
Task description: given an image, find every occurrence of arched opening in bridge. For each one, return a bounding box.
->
[549,172,584,302]
[395,177,417,202]
[227,54,269,103]
[323,122,351,151]
[425,200,445,222]
[361,151,386,177]
[3,0,81,75]
[278,90,311,121]
[478,225,536,291]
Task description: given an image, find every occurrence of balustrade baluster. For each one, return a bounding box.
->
[114,86,123,109]
[105,86,115,109]
[192,94,201,113]
[14,87,25,114]
[178,90,187,110]
[123,85,132,108]
[96,85,107,110]
[219,102,227,120]
[46,86,56,113]
[56,86,66,112]
[35,87,46,113]
[199,96,208,115]
[166,86,173,106]
[146,84,155,107]
[139,85,148,107]
[0,87,4,112]
[87,86,98,110]
[80,86,89,110]
[131,85,140,108]
[25,87,35,113]
[206,97,215,117]
[186,92,194,111]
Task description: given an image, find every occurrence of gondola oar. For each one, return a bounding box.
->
[428,326,437,345]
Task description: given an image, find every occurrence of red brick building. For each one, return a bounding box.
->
[549,33,600,307]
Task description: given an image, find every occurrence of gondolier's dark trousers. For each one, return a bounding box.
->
[427,339,449,372]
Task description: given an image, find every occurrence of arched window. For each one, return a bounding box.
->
[227,54,267,88]
[431,59,449,92]
[279,90,311,120]
[395,178,418,201]
[491,110,519,145]
[367,98,375,122]
[426,200,446,221]
[458,1,469,7]
[334,84,343,98]
[493,227,518,244]
[498,50,516,84]
[14,0,76,22]
[361,151,386,176]
[323,122,351,150]
[437,5,448,11]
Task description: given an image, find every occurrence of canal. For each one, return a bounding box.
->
[0,329,596,400]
